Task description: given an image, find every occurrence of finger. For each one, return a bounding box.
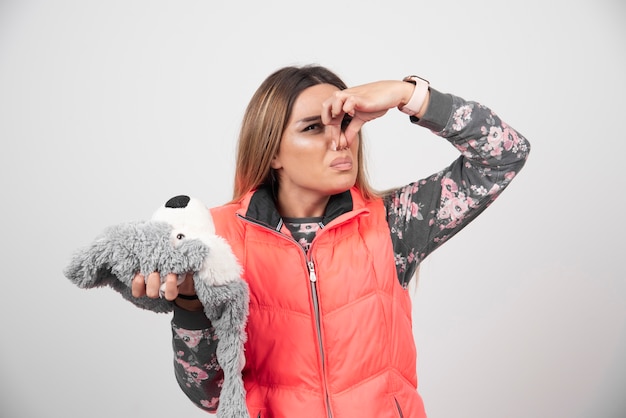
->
[323,107,344,126]
[322,92,348,124]
[163,273,179,301]
[327,124,342,151]
[344,117,365,146]
[131,273,146,298]
[321,98,335,125]
[335,128,348,151]
[145,272,162,298]
[341,96,357,118]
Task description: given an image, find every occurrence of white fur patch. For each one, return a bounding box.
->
[151,196,242,293]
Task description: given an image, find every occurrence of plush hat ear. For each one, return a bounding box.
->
[195,280,250,418]
[63,220,179,313]
[165,195,191,208]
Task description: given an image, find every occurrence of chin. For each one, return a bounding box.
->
[328,181,356,195]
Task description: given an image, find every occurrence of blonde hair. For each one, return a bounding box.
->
[231,65,377,202]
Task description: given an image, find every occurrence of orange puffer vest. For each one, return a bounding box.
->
[211,186,426,418]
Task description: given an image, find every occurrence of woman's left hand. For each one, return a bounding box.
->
[321,80,419,145]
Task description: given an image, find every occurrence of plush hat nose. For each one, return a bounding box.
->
[165,195,191,209]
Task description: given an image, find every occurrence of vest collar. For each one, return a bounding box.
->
[240,185,356,230]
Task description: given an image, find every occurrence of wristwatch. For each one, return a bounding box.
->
[399,75,430,116]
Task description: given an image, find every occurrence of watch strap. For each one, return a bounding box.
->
[399,75,430,116]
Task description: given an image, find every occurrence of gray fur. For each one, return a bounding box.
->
[64,207,250,418]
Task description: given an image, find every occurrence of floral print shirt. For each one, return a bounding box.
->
[171,89,531,412]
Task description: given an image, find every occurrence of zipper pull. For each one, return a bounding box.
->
[308,260,317,282]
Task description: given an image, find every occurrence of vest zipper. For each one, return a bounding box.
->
[238,213,362,417]
[307,259,333,418]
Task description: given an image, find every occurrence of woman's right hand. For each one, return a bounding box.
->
[131,272,203,311]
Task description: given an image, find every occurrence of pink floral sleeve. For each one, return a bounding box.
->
[384,91,530,287]
[172,322,224,412]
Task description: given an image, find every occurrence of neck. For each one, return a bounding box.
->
[275,189,330,218]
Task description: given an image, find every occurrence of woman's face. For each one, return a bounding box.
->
[271,83,358,203]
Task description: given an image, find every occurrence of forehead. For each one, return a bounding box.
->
[290,83,339,118]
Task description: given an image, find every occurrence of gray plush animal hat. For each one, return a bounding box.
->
[64,195,250,418]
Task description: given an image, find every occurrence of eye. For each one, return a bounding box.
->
[302,123,322,132]
[176,233,185,240]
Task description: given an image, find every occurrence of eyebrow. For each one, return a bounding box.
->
[296,115,322,124]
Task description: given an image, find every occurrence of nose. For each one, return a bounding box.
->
[327,125,349,151]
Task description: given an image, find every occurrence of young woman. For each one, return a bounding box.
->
[133,65,530,417]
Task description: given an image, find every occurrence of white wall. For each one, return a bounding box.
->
[1,0,624,417]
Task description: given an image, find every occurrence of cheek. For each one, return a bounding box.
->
[279,136,327,166]
[288,135,327,152]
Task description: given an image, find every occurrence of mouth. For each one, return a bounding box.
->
[330,156,353,171]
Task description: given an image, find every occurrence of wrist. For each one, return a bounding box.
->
[174,297,204,312]
[398,75,430,117]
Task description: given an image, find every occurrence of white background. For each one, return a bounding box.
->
[1,0,624,417]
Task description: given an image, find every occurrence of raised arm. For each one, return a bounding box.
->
[385,87,531,286]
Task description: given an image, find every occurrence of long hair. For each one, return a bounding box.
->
[231,65,377,202]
